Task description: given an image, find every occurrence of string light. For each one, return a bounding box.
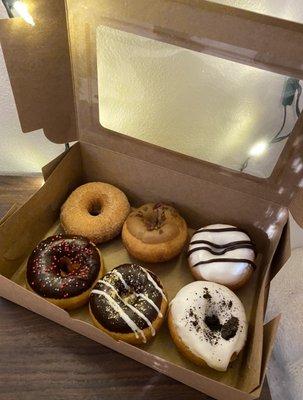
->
[1,1,35,26]
[248,140,268,157]
[241,78,302,172]
[13,1,34,26]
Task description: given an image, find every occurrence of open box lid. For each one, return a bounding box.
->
[0,0,303,220]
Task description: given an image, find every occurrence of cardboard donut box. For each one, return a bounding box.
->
[1,1,303,399]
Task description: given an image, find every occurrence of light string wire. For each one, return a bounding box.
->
[241,81,302,172]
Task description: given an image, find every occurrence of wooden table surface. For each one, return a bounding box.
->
[0,176,272,400]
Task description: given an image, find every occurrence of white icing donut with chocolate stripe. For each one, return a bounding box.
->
[168,281,247,371]
[188,224,256,290]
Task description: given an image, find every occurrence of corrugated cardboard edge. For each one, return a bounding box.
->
[42,149,72,181]
[0,204,19,226]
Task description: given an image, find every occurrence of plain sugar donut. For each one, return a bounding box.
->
[61,182,130,243]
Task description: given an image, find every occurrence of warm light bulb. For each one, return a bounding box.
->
[249,140,268,157]
[13,1,35,26]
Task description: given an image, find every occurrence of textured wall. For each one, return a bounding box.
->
[211,0,303,23]
[97,26,300,178]
[0,4,62,174]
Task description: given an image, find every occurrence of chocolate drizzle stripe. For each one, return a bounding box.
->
[192,258,256,270]
[91,289,147,342]
[190,239,253,250]
[196,227,246,234]
[188,242,255,257]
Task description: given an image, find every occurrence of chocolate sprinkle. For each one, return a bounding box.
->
[221,316,239,340]
[204,315,222,332]
[203,287,212,300]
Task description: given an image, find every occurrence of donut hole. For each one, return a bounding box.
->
[58,256,80,276]
[88,200,102,216]
[118,286,138,304]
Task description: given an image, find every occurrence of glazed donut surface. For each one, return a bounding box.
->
[27,235,103,309]
[188,224,256,289]
[90,264,168,344]
[122,203,188,263]
[168,281,247,371]
[61,182,130,244]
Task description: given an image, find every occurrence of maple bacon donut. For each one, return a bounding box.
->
[26,235,104,310]
[168,281,247,371]
[89,264,168,344]
[122,203,188,263]
[188,224,256,290]
[61,182,130,244]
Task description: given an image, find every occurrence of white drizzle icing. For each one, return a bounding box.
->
[94,280,156,337]
[112,269,130,290]
[110,266,166,317]
[126,303,156,336]
[91,290,147,343]
[144,269,167,302]
[100,280,119,294]
[137,293,163,318]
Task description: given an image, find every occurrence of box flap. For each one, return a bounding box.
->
[250,316,280,397]
[67,0,303,212]
[289,188,303,227]
[268,219,291,280]
[1,0,303,214]
[0,0,77,143]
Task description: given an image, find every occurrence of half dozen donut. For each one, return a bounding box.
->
[26,182,257,372]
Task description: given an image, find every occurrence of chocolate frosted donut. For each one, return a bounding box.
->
[122,203,188,263]
[168,281,247,371]
[89,264,168,344]
[188,224,256,290]
[27,235,104,310]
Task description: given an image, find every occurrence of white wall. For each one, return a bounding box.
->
[212,0,303,23]
[0,3,62,174]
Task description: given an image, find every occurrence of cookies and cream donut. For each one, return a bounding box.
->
[122,203,188,263]
[168,281,247,371]
[89,264,168,344]
[26,235,104,310]
[61,182,130,244]
[188,224,256,290]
